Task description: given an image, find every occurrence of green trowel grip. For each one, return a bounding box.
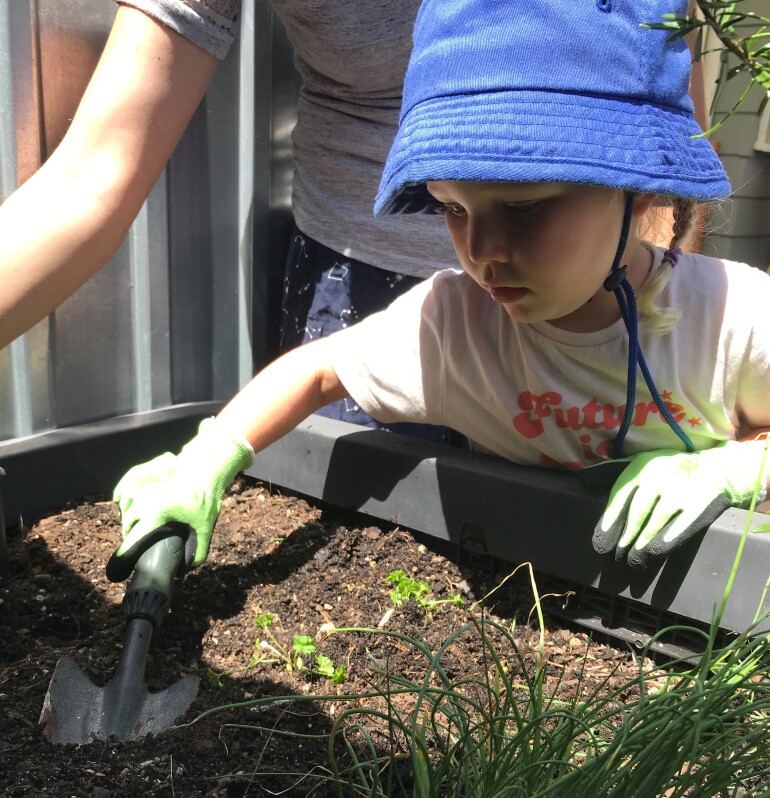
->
[122,525,188,627]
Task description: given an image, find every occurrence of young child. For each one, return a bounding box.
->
[109,0,770,578]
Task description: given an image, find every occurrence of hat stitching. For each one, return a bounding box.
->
[381,156,725,191]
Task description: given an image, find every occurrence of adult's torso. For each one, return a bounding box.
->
[269,0,457,276]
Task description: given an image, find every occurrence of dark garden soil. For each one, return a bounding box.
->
[0,477,657,797]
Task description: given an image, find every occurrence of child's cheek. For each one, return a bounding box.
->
[445,217,470,255]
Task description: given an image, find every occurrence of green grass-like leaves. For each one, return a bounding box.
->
[645,0,770,135]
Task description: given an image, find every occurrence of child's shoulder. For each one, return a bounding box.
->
[377,268,489,326]
[665,250,770,344]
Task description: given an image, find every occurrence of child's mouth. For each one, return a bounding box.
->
[489,286,528,304]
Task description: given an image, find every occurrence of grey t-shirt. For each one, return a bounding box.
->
[118,0,458,278]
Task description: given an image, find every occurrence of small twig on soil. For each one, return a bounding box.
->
[261,765,335,796]
[216,725,230,756]
[377,607,394,628]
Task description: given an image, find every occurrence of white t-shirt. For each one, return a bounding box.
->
[330,247,770,471]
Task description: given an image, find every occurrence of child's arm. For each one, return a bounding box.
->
[108,339,349,580]
[216,338,348,452]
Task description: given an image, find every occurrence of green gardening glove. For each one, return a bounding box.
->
[107,418,253,582]
[591,440,769,569]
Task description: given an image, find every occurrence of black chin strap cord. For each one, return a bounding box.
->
[603,193,695,458]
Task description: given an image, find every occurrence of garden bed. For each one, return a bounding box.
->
[0,478,766,796]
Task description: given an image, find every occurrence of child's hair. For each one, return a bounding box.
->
[637,196,699,335]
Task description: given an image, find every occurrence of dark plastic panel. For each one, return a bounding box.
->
[0,467,7,582]
[0,402,220,524]
[2,408,768,644]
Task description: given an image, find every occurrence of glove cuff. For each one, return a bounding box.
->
[180,418,254,499]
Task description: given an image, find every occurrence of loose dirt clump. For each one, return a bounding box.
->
[0,478,648,797]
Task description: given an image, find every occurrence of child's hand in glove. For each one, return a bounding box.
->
[107,418,253,581]
[589,440,769,569]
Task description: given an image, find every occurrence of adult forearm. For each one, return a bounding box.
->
[0,158,140,348]
[0,5,218,351]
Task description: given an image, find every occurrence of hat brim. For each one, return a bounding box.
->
[374,89,731,216]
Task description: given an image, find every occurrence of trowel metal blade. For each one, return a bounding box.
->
[40,656,200,744]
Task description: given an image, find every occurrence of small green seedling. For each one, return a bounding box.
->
[206,669,227,689]
[386,569,464,613]
[249,613,346,684]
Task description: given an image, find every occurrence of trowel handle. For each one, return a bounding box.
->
[122,524,189,628]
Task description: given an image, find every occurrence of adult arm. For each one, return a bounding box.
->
[0,6,218,350]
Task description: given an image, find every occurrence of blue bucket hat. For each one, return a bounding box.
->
[375,0,731,216]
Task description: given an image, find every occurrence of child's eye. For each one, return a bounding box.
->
[434,202,466,217]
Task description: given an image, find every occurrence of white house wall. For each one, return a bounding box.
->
[701,1,770,269]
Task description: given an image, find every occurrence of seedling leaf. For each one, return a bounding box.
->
[330,665,347,684]
[386,568,431,607]
[254,612,276,629]
[314,654,334,676]
[207,669,226,689]
[293,635,317,655]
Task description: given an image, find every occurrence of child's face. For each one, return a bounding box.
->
[427,180,640,330]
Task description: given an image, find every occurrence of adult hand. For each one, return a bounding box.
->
[591,440,769,568]
[108,418,253,581]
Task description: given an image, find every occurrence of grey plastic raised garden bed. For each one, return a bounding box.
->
[1,408,767,658]
[0,402,221,524]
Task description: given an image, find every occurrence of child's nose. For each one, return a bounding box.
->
[467,213,512,270]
